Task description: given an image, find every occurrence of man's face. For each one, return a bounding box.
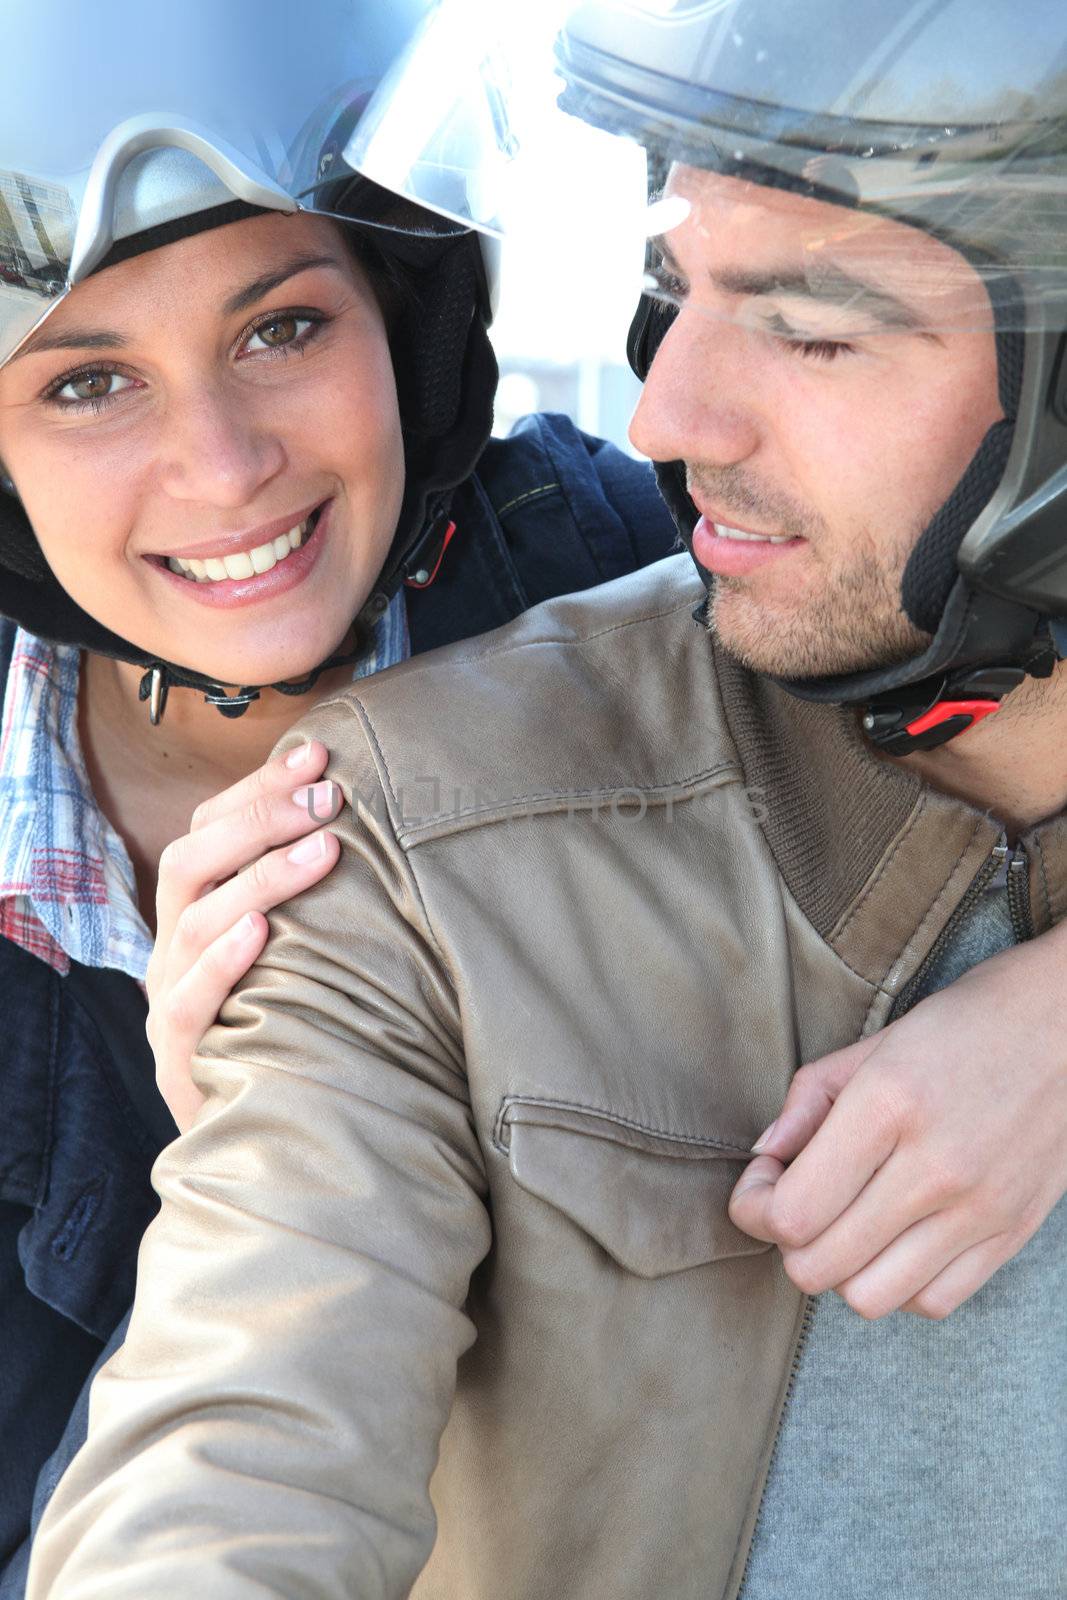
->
[629,166,1003,677]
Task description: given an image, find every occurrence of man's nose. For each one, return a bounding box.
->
[157,381,286,508]
[629,309,762,468]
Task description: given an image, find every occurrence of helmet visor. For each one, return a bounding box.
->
[0,0,450,367]
[346,0,1067,336]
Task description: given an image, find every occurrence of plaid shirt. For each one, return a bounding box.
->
[0,597,409,980]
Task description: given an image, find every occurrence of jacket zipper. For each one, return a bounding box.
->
[889,836,1010,1021]
[733,1294,815,1599]
[736,831,1033,1596]
[1006,841,1035,942]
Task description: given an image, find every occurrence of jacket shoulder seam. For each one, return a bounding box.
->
[829,791,930,946]
[397,763,740,848]
[331,698,455,977]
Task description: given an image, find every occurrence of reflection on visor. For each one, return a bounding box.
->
[0,170,74,300]
[633,162,1039,337]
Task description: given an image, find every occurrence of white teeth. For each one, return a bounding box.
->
[715,523,792,545]
[223,551,255,580]
[165,517,312,585]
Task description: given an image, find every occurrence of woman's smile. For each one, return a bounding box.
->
[148,498,332,609]
[0,212,405,683]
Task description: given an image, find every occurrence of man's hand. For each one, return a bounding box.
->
[728,925,1067,1320]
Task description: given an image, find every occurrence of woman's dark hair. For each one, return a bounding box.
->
[327,173,439,332]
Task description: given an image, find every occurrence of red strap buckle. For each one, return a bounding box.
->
[904,698,1003,740]
[404,520,457,590]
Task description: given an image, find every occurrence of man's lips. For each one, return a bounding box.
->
[691,514,805,577]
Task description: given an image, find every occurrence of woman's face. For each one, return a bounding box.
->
[0,211,405,685]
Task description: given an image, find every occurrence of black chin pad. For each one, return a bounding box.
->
[900,319,1025,634]
[900,418,1014,633]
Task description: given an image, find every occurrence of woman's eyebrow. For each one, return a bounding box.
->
[11,327,127,362]
[11,252,347,363]
[221,253,344,316]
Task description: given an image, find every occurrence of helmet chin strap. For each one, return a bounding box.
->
[655,451,1064,757]
[137,637,370,725]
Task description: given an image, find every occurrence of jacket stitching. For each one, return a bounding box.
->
[318,589,703,707]
[878,818,987,1000]
[396,765,739,844]
[50,1172,107,1261]
[830,793,929,946]
[1032,832,1053,929]
[492,1094,752,1156]
[495,482,560,518]
[340,700,457,983]
[346,701,402,820]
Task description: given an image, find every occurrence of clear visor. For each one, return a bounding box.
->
[0,0,458,368]
[346,0,1067,338]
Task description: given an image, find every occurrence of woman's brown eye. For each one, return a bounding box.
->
[70,372,113,400]
[257,317,299,347]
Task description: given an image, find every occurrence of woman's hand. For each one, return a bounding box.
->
[146,739,344,1133]
[728,923,1067,1320]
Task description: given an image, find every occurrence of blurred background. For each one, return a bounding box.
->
[484,110,652,455]
[489,241,646,454]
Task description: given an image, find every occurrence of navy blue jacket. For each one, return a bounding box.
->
[0,415,677,1590]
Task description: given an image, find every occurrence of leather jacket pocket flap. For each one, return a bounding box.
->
[499,1100,770,1277]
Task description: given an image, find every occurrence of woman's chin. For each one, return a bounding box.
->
[207,626,369,690]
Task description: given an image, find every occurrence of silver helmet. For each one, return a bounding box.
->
[350,0,1067,751]
[0,0,498,718]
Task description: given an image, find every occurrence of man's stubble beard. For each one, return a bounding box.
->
[709,531,930,678]
[687,465,931,678]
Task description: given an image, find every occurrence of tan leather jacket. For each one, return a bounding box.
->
[28,556,1067,1600]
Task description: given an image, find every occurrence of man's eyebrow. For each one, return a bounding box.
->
[12,252,346,362]
[650,235,927,333]
[221,252,344,317]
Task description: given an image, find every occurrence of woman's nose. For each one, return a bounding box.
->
[157,382,286,508]
[629,308,762,469]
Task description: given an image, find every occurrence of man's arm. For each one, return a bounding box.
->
[28,698,492,1600]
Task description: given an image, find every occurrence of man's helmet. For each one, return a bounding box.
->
[349,0,1067,752]
[0,0,498,718]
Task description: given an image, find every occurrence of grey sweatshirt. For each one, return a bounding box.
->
[739,877,1067,1598]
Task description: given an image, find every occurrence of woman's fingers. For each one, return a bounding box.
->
[152,828,341,1131]
[146,741,346,1134]
[188,739,329,832]
[152,910,270,1132]
[154,763,344,954]
[164,827,342,981]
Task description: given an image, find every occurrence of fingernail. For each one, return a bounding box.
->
[287,831,328,865]
[285,741,314,770]
[751,1119,777,1153]
[292,781,337,820]
[229,912,258,942]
